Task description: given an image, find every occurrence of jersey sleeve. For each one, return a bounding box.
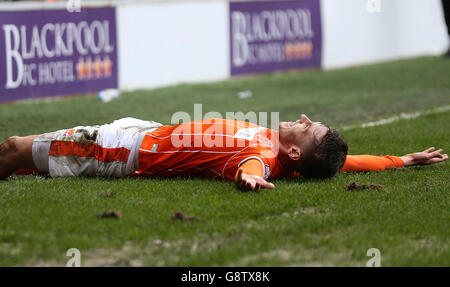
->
[234,158,264,181]
[341,155,404,172]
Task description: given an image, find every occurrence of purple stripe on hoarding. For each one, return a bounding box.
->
[230,0,322,76]
[0,7,118,103]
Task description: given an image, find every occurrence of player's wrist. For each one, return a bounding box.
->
[400,154,413,166]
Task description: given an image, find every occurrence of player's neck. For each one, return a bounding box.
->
[277,149,297,172]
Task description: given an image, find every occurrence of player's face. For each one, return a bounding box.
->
[279,114,328,150]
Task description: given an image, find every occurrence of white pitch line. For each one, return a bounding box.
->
[341,105,450,131]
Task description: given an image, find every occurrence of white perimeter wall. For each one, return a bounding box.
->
[321,0,449,68]
[116,0,229,90]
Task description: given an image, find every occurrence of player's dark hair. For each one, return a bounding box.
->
[296,127,348,179]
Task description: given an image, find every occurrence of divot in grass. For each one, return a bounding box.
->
[99,189,116,198]
[96,210,121,219]
[172,211,202,222]
[346,182,385,191]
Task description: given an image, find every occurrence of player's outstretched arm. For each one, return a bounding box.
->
[342,147,448,172]
[399,147,448,166]
[235,169,275,191]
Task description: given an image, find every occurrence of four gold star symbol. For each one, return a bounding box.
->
[76,56,113,80]
[284,41,313,60]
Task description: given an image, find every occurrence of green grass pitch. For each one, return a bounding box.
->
[0,57,449,266]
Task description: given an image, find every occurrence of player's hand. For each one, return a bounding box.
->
[236,169,275,191]
[400,147,448,166]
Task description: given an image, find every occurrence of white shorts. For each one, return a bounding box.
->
[32,117,162,178]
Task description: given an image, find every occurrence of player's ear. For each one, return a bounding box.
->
[288,146,301,161]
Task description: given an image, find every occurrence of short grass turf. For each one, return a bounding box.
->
[0,56,449,266]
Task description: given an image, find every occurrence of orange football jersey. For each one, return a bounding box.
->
[134,119,284,180]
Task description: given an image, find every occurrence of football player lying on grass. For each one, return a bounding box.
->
[0,115,447,191]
